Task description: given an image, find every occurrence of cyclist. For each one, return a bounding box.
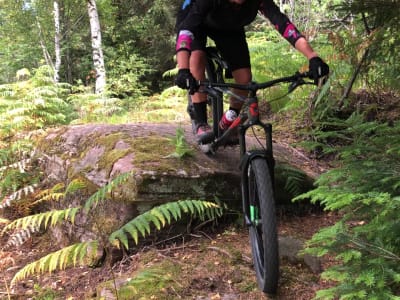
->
[174,0,329,143]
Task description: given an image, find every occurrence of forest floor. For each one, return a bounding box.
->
[0,208,340,300]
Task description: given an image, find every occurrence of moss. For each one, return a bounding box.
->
[35,126,69,157]
[97,260,180,300]
[95,132,133,150]
[67,174,99,196]
[97,148,131,170]
[129,135,193,173]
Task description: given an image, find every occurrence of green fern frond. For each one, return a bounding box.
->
[35,183,65,199]
[109,200,222,249]
[3,226,38,249]
[65,178,87,195]
[166,127,193,158]
[32,183,66,205]
[83,171,134,212]
[32,193,65,206]
[11,241,99,285]
[2,207,80,234]
[0,184,38,209]
[276,164,308,197]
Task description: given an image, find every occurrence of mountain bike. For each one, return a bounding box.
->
[188,47,315,294]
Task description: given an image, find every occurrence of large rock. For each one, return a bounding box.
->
[36,123,322,245]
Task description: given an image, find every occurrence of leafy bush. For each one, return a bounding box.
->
[296,116,400,299]
[0,66,75,138]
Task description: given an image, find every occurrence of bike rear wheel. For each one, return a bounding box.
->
[245,157,279,294]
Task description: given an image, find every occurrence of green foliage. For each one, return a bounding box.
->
[2,207,80,235]
[109,199,223,249]
[1,169,224,288]
[11,241,100,286]
[0,139,39,215]
[117,268,173,299]
[105,48,150,101]
[295,117,400,298]
[275,164,308,197]
[101,0,178,93]
[0,2,43,83]
[328,0,400,91]
[166,126,194,159]
[246,33,321,114]
[83,171,133,212]
[0,65,75,138]
[67,92,126,124]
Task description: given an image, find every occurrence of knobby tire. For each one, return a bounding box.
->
[246,157,279,294]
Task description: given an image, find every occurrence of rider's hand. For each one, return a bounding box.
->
[309,57,329,84]
[175,69,199,95]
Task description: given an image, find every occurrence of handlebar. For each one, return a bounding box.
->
[198,71,314,94]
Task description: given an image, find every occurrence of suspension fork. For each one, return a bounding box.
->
[239,98,275,226]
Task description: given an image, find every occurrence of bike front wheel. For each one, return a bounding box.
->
[245,157,279,294]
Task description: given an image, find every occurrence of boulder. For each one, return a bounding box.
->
[36,123,322,245]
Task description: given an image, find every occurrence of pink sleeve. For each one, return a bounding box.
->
[176,30,194,52]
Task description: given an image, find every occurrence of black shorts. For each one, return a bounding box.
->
[186,27,251,71]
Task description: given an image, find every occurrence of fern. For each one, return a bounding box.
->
[32,179,86,206]
[166,126,193,158]
[2,226,39,250]
[275,163,308,197]
[11,241,99,285]
[0,158,33,173]
[0,184,38,209]
[109,200,223,249]
[0,66,75,139]
[296,118,400,298]
[83,171,134,212]
[2,207,80,234]
[68,93,126,123]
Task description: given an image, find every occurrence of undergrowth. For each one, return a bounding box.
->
[296,101,400,299]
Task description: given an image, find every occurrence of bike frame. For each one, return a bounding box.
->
[200,73,311,156]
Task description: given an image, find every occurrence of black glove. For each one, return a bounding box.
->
[175,69,198,95]
[309,57,329,84]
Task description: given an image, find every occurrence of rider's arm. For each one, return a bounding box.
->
[175,0,214,69]
[294,37,318,60]
[175,0,213,53]
[259,0,319,59]
[177,50,190,69]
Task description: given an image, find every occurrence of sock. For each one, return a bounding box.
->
[228,107,240,116]
[193,102,207,124]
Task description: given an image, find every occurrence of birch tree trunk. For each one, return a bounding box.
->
[87,0,106,94]
[53,0,61,82]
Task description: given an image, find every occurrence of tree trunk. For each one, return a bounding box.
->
[53,0,61,83]
[87,0,106,94]
[36,19,54,71]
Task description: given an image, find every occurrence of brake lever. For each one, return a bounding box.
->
[288,78,305,93]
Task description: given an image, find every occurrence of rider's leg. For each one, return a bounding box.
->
[230,67,252,111]
[189,50,214,142]
[211,29,251,120]
[190,50,208,124]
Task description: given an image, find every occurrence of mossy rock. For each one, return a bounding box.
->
[36,123,242,245]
